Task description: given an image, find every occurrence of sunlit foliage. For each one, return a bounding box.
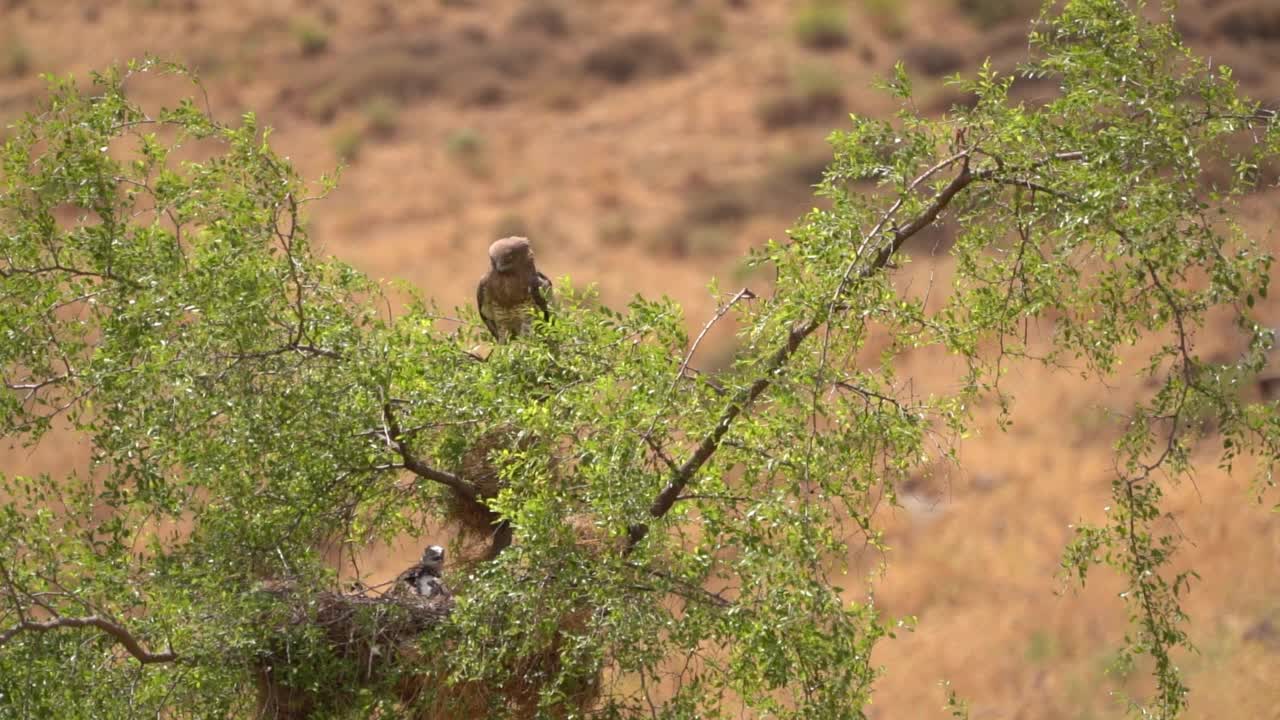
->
[2,2,1279,718]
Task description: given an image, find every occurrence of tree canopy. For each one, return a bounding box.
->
[2,1,1279,718]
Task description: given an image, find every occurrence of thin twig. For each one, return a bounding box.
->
[641,287,756,442]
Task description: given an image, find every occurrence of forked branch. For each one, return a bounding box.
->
[381,403,480,504]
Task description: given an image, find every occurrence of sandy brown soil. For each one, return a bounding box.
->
[2,1,1279,717]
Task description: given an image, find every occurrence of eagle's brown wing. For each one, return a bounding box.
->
[476,275,500,340]
[530,271,552,322]
[395,561,422,586]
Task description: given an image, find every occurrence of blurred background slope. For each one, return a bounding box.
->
[2,1,1279,717]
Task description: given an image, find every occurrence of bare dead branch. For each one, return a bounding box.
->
[671,287,755,399]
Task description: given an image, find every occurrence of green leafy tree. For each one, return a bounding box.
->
[2,2,1278,718]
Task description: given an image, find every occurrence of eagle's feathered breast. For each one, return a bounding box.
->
[480,271,550,340]
[477,237,551,343]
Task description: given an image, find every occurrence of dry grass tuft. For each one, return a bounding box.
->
[792,0,851,50]
[1,34,31,78]
[1214,5,1280,43]
[756,63,845,130]
[904,42,966,77]
[509,1,570,38]
[282,32,549,121]
[582,32,686,84]
[954,0,1041,25]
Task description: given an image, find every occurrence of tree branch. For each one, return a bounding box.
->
[640,287,755,445]
[381,404,516,558]
[381,403,479,504]
[629,155,982,548]
[0,262,144,290]
[0,615,177,665]
[624,146,1097,548]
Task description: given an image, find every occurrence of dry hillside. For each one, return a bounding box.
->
[2,0,1279,717]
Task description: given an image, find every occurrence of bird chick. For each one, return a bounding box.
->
[476,236,552,343]
[396,544,449,599]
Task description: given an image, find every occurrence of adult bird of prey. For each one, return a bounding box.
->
[476,236,552,343]
[396,544,449,600]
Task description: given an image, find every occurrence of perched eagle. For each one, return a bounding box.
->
[396,544,449,600]
[476,236,552,343]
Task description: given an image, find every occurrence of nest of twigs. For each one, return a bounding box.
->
[253,583,601,719]
[458,425,516,502]
[440,424,557,564]
[254,584,454,719]
[306,588,453,649]
[258,582,453,647]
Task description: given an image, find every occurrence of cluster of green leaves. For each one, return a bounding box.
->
[2,1,1279,718]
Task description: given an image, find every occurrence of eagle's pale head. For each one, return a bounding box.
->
[420,545,446,576]
[489,236,535,274]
